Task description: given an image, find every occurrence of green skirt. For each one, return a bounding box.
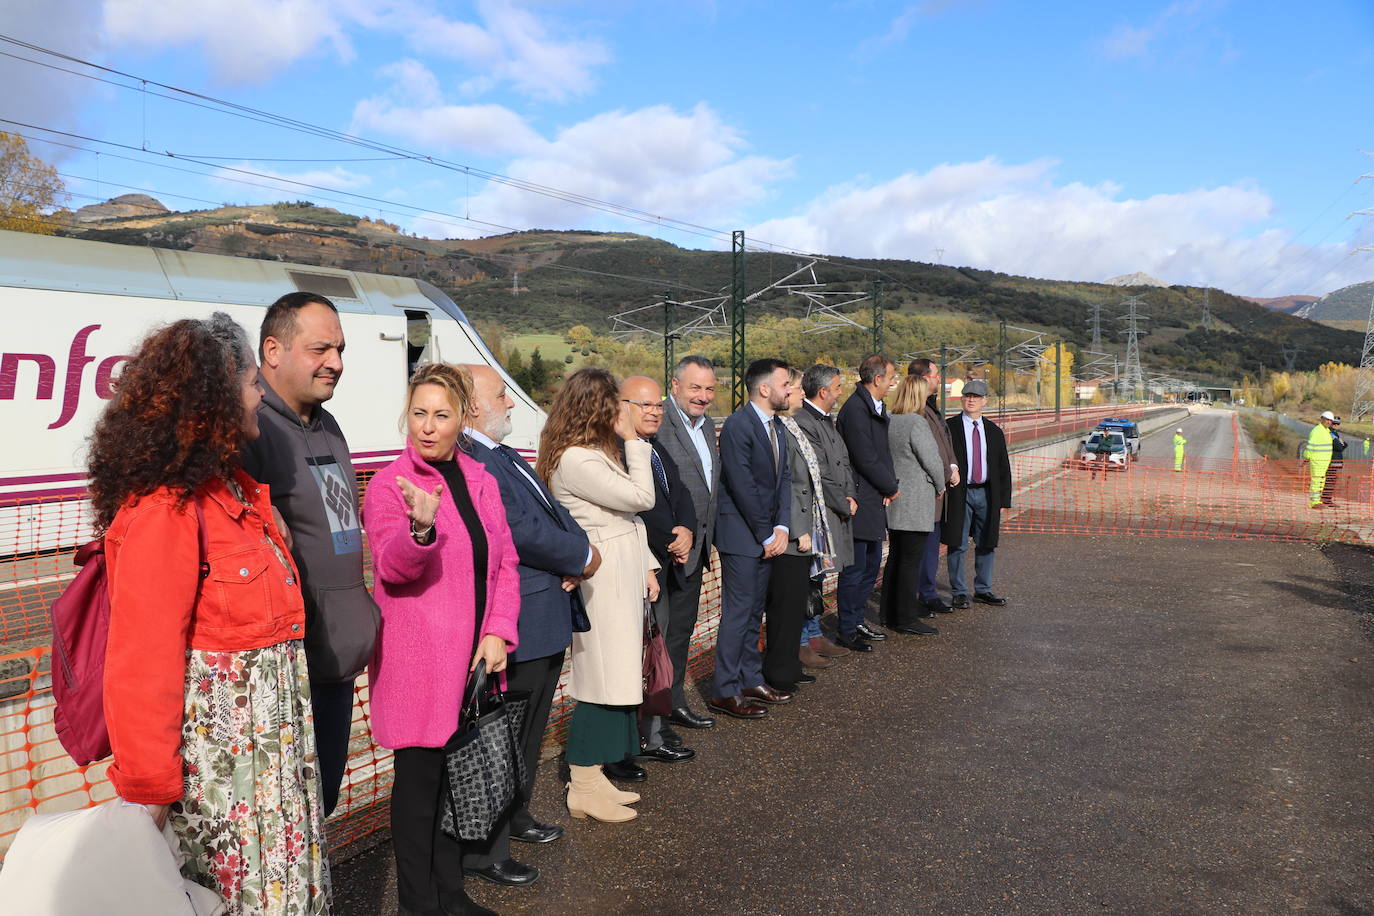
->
[564,701,639,766]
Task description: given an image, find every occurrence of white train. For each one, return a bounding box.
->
[0,229,544,554]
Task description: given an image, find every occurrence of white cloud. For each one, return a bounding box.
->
[350,61,545,156]
[99,0,608,97]
[746,158,1373,297]
[463,103,793,235]
[103,0,353,84]
[1099,0,1218,61]
[409,0,609,102]
[0,0,108,141]
[209,163,371,199]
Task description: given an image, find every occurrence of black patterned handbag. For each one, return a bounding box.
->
[439,660,531,842]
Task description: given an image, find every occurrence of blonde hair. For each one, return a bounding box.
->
[889,374,930,415]
[403,362,474,429]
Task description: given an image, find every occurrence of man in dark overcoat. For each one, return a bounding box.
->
[833,354,900,652]
[943,379,1012,607]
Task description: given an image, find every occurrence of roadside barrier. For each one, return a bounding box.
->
[2,431,1369,862]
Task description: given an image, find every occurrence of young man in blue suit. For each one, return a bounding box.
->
[709,358,795,720]
[461,365,600,888]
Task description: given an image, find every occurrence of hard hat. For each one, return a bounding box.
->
[1320,410,1337,421]
[1176,428,1183,433]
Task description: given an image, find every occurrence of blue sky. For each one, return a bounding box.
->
[3,0,1373,296]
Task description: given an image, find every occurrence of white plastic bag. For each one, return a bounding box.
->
[0,800,225,915]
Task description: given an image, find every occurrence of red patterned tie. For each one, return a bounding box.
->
[972,421,983,484]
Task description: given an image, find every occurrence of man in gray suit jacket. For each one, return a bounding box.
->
[651,355,723,732]
[791,365,858,665]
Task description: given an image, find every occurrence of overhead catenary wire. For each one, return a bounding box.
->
[0,34,820,259]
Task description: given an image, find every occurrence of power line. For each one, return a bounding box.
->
[0,34,821,258]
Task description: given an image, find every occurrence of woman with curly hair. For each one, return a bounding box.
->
[89,312,329,914]
[537,368,659,823]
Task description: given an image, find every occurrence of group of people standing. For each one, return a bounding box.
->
[705,354,1015,720]
[88,292,1014,916]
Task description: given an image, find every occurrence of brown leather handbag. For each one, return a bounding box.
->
[641,600,674,716]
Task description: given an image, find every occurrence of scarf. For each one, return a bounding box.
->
[779,414,836,575]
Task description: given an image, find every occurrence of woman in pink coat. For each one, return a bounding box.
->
[364,363,520,916]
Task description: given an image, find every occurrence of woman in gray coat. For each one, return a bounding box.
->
[881,373,947,634]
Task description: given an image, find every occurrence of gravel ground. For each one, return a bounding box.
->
[332,533,1374,916]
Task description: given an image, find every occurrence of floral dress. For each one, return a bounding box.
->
[172,643,330,914]
[170,483,331,914]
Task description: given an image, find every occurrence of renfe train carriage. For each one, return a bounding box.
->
[0,228,545,555]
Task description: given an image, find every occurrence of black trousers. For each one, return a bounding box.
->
[461,649,566,869]
[664,563,705,707]
[391,745,466,912]
[880,529,929,627]
[309,678,356,818]
[763,554,812,689]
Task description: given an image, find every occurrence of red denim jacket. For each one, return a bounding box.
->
[102,470,305,804]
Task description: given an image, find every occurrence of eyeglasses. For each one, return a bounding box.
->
[622,399,664,411]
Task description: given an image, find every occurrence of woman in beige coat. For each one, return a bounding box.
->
[537,368,659,823]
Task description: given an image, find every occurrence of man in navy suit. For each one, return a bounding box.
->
[620,376,699,763]
[709,358,795,720]
[461,365,599,888]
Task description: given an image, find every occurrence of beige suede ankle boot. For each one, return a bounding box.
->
[567,765,638,822]
[591,765,641,804]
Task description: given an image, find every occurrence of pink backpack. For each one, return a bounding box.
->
[49,500,208,765]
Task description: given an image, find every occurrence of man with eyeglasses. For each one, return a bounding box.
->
[620,376,700,766]
[944,379,1012,608]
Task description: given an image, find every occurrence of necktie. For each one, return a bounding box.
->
[649,445,669,495]
[971,421,983,484]
[770,418,781,473]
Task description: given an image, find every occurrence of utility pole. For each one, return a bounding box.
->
[939,343,948,417]
[1087,301,1105,350]
[1054,340,1062,421]
[662,292,676,391]
[1119,294,1148,401]
[1200,288,1214,330]
[1280,345,1301,373]
[730,230,747,412]
[1352,292,1374,423]
[871,280,884,354]
[933,247,946,265]
[998,319,1008,422]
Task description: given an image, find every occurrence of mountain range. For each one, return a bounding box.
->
[60,196,1366,384]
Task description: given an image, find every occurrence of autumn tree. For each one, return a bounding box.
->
[0,132,66,235]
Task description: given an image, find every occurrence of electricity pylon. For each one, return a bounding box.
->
[1118,295,1149,400]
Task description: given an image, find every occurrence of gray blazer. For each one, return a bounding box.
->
[781,423,815,558]
[886,412,947,533]
[658,396,721,571]
[792,401,856,570]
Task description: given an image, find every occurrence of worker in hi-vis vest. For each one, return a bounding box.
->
[1303,411,1338,508]
[1172,428,1187,471]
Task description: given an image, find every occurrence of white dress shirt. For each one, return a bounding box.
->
[668,397,713,491]
[959,413,989,484]
[747,401,787,544]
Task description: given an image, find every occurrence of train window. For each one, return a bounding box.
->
[287,270,359,301]
[405,310,435,375]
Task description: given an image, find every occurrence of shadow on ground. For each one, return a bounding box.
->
[333,534,1374,915]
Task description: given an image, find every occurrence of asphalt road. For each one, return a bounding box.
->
[331,534,1374,915]
[1136,408,1254,465]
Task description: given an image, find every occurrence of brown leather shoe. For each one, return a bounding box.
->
[742,684,793,705]
[799,646,833,669]
[707,695,769,719]
[810,636,850,659]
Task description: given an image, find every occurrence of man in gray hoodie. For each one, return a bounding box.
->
[241,291,380,817]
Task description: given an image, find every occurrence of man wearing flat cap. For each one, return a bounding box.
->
[944,379,1012,607]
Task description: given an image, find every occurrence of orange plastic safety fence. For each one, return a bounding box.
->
[1004,454,1374,542]
[4,439,1367,862]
